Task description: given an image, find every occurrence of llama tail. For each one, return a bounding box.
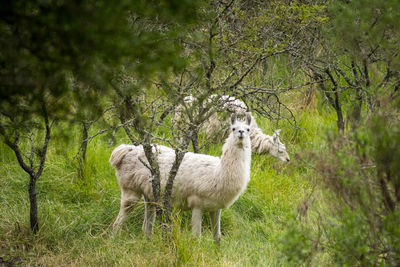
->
[109,144,135,169]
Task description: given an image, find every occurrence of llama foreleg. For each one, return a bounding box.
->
[113,191,140,231]
[210,210,221,242]
[191,208,203,237]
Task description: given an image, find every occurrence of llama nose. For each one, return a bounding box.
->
[238,130,244,137]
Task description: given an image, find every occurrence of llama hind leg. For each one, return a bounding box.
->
[142,195,149,232]
[191,208,203,237]
[113,190,140,231]
[142,195,156,237]
[210,210,221,242]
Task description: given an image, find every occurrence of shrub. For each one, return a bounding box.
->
[281,103,400,266]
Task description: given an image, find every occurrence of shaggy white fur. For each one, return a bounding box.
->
[175,95,290,161]
[110,113,253,241]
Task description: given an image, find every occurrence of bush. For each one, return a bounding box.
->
[281,104,400,266]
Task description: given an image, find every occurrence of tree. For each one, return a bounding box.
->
[158,0,319,151]
[0,0,200,233]
[280,1,400,265]
[0,101,52,233]
[293,0,400,132]
[284,102,400,265]
[109,0,325,228]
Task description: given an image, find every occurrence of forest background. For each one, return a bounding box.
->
[0,0,399,266]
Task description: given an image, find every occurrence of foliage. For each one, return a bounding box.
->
[106,0,327,222]
[277,1,400,259]
[280,100,400,266]
[328,0,400,68]
[0,0,201,233]
[0,110,316,266]
[297,0,400,132]
[0,0,399,265]
[0,0,201,119]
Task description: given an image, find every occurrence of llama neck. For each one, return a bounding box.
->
[250,127,274,154]
[217,135,251,201]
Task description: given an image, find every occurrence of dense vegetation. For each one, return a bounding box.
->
[1,0,399,266]
[0,106,330,266]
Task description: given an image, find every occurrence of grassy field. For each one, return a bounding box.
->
[0,101,336,266]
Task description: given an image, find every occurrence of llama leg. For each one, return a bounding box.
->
[191,208,203,237]
[210,209,221,242]
[142,196,156,237]
[113,190,140,231]
[142,195,149,232]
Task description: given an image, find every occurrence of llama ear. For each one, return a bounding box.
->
[273,129,281,142]
[230,113,237,125]
[246,112,252,125]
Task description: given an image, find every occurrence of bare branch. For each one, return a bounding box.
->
[7,133,34,176]
[35,104,52,179]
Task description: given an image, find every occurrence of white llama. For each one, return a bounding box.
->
[174,95,290,161]
[110,113,252,241]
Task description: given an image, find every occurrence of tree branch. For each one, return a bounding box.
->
[35,104,52,179]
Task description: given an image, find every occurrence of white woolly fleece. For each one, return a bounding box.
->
[110,131,251,211]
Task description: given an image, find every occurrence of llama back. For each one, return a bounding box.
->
[109,142,248,210]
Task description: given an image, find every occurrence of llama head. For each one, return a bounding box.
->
[230,113,252,147]
[269,129,290,162]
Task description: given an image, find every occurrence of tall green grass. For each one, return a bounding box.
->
[0,104,335,266]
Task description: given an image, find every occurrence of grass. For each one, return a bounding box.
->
[0,104,335,266]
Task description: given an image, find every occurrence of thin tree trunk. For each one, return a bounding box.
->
[191,133,199,154]
[325,69,345,133]
[333,89,345,133]
[379,169,395,213]
[1,102,52,234]
[78,122,89,179]
[142,143,162,217]
[353,87,363,122]
[81,122,89,163]
[313,70,345,133]
[162,149,186,226]
[28,175,39,233]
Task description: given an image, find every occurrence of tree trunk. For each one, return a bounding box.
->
[191,133,199,154]
[3,102,52,234]
[78,122,89,179]
[28,175,39,233]
[313,70,345,133]
[162,149,186,226]
[351,84,363,128]
[81,122,89,163]
[334,91,345,133]
[379,169,395,213]
[142,143,162,217]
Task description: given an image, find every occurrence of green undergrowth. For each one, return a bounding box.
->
[0,107,335,266]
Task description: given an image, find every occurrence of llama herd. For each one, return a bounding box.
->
[110,97,290,242]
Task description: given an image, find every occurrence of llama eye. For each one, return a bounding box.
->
[232,128,235,131]
[247,128,250,132]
